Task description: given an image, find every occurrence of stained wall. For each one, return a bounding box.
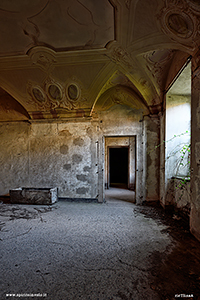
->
[0,104,158,204]
[144,115,161,202]
[0,121,99,199]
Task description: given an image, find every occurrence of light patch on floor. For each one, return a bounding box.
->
[105,187,135,203]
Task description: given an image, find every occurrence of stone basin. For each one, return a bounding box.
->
[10,187,58,205]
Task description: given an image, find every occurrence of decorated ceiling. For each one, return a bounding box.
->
[0,0,199,121]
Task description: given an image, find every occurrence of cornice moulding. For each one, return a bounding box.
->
[0,47,110,70]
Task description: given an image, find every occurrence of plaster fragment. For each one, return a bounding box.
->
[72,154,83,164]
[83,166,90,172]
[60,145,69,155]
[58,129,72,137]
[76,174,88,182]
[63,164,71,170]
[76,187,89,194]
[73,137,84,146]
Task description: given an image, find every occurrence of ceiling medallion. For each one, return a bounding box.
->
[27,82,47,109]
[27,77,84,111]
[32,87,46,103]
[67,84,80,101]
[44,78,65,108]
[146,49,173,64]
[165,11,194,38]
[157,1,197,45]
[168,14,189,35]
[48,84,62,101]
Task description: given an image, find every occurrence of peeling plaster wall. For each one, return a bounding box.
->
[29,122,98,199]
[144,115,160,202]
[0,121,99,200]
[165,178,190,218]
[0,104,160,204]
[0,123,30,194]
[159,112,166,207]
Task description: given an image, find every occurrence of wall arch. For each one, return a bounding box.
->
[92,84,149,115]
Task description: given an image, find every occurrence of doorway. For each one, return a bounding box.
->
[104,136,136,191]
[104,136,136,203]
[109,147,129,188]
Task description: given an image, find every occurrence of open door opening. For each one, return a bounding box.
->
[104,136,136,203]
[109,147,129,189]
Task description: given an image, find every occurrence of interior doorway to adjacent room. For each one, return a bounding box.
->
[104,136,136,203]
[109,147,129,188]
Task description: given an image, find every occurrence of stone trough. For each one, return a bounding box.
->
[9,187,58,205]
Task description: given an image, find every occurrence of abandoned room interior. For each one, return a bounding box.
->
[1,0,200,299]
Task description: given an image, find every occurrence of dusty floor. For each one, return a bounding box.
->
[105,186,135,203]
[0,188,200,300]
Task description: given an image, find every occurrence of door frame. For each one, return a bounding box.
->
[104,136,136,192]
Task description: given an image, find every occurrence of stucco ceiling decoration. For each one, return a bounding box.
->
[90,70,148,115]
[106,43,133,69]
[143,49,175,94]
[145,49,174,64]
[1,0,200,122]
[105,42,160,107]
[27,77,85,114]
[108,71,144,95]
[0,0,115,57]
[166,11,194,38]
[67,84,80,101]
[32,86,46,103]
[93,85,149,114]
[158,0,200,49]
[124,0,131,10]
[28,47,57,72]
